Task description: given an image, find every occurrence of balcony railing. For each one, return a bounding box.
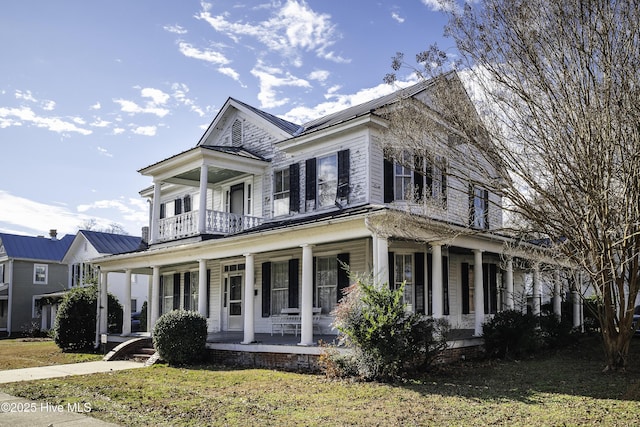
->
[156,210,263,242]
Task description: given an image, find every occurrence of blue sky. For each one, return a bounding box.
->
[0,0,452,237]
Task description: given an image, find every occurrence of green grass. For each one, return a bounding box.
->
[0,338,103,370]
[1,336,640,426]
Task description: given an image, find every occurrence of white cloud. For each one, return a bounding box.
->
[308,70,330,82]
[141,88,170,105]
[164,24,188,34]
[0,106,92,135]
[217,66,244,85]
[391,12,405,23]
[197,0,349,66]
[113,127,126,135]
[282,78,418,124]
[97,146,113,157]
[90,118,111,127]
[132,125,157,136]
[178,41,230,65]
[15,90,36,102]
[421,0,461,13]
[250,61,311,108]
[90,102,101,110]
[171,83,208,117]
[77,197,148,224]
[42,100,56,111]
[113,95,170,118]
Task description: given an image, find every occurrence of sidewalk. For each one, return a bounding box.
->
[0,360,145,426]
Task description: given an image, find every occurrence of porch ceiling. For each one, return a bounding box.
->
[166,166,244,187]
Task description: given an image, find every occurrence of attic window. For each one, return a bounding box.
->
[232,119,242,146]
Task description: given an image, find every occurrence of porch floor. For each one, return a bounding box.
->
[206,331,341,346]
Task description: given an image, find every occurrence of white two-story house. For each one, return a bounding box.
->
[95,73,575,346]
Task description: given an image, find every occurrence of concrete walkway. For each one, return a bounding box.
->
[0,360,145,426]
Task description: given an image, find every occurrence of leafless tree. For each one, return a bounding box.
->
[386,0,640,370]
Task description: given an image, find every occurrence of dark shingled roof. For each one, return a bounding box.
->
[0,233,74,261]
[230,97,302,135]
[79,230,143,255]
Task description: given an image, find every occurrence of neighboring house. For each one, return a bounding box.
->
[95,73,581,344]
[35,229,150,334]
[0,230,73,336]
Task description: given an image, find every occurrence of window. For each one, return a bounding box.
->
[461,263,475,314]
[317,154,338,208]
[183,271,198,310]
[316,256,338,314]
[131,299,138,313]
[470,186,489,229]
[161,274,174,315]
[0,264,5,283]
[34,264,48,285]
[385,152,447,204]
[273,169,290,217]
[394,254,414,311]
[183,195,192,213]
[271,261,289,314]
[174,198,182,215]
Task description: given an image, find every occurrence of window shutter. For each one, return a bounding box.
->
[383,158,394,203]
[461,262,470,314]
[415,155,425,201]
[337,253,350,302]
[288,258,299,309]
[388,251,395,289]
[174,198,182,215]
[441,161,448,205]
[206,269,211,318]
[289,163,300,213]
[414,252,425,314]
[183,272,191,310]
[173,273,180,310]
[483,189,489,229]
[337,149,350,201]
[443,256,450,315]
[427,253,433,315]
[262,262,271,317]
[424,157,432,199]
[469,185,475,226]
[184,195,192,212]
[160,203,166,219]
[305,158,316,203]
[159,275,164,315]
[484,263,498,314]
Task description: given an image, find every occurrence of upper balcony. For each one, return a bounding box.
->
[156,209,263,242]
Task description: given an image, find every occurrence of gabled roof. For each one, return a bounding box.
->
[230,98,301,135]
[79,230,143,255]
[198,145,269,162]
[0,233,74,262]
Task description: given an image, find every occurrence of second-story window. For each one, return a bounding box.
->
[470,186,489,229]
[394,152,413,200]
[384,152,447,205]
[317,154,338,208]
[34,264,48,285]
[274,169,290,217]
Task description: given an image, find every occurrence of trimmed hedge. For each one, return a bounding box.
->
[53,285,123,351]
[153,310,207,366]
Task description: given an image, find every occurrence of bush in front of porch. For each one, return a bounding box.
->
[326,279,449,381]
[153,310,207,366]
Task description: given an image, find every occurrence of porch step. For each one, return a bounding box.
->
[129,347,156,362]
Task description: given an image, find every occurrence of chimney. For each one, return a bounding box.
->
[49,229,58,241]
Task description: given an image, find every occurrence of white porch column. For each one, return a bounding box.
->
[572,271,582,329]
[553,269,562,320]
[198,165,208,234]
[198,259,207,317]
[99,271,108,335]
[474,249,484,336]
[150,266,161,332]
[122,270,132,336]
[242,253,256,344]
[376,235,389,286]
[150,182,162,244]
[532,264,541,316]
[431,243,443,318]
[299,244,314,346]
[505,258,514,310]
[50,305,57,330]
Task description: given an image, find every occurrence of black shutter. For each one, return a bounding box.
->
[184,195,192,212]
[483,263,489,314]
[443,256,450,315]
[427,253,433,315]
[462,263,470,314]
[288,259,299,309]
[183,272,191,310]
[174,198,182,215]
[206,269,211,318]
[388,251,395,289]
[305,158,316,204]
[337,149,350,201]
[289,163,300,213]
[415,155,425,201]
[159,203,166,219]
[173,273,180,310]
[483,189,489,229]
[415,252,425,314]
[489,264,497,314]
[425,157,433,199]
[313,256,317,308]
[159,275,164,315]
[384,158,394,203]
[262,262,272,317]
[337,253,350,302]
[469,185,475,226]
[441,161,448,205]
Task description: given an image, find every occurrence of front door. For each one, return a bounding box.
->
[226,273,243,330]
[229,183,244,215]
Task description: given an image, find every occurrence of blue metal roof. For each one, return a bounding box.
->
[0,233,74,262]
[79,230,143,255]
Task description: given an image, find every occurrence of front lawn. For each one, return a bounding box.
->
[1,336,639,426]
[0,338,103,370]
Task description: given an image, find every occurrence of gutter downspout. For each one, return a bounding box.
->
[7,260,13,337]
[94,267,101,349]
